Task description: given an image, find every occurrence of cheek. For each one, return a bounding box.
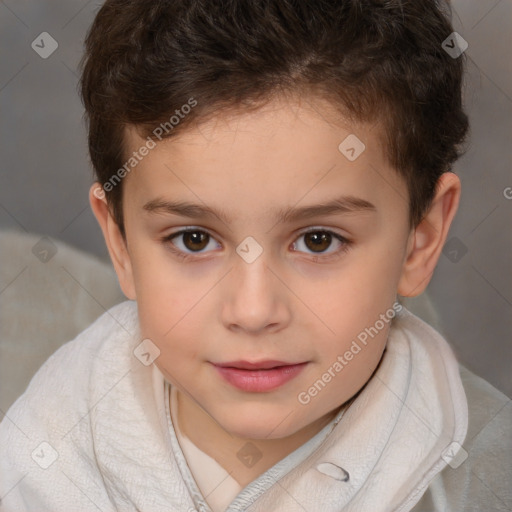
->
[317,247,401,318]
[354,231,407,300]
[137,283,204,383]
[303,242,402,372]
[130,249,204,340]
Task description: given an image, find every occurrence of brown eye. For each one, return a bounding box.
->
[303,231,333,253]
[163,229,220,258]
[182,231,209,251]
[292,229,350,259]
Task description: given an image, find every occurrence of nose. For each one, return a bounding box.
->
[221,250,291,335]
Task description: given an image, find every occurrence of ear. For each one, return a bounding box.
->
[89,183,136,300]
[398,172,461,297]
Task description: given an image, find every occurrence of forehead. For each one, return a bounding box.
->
[125,94,384,158]
[121,95,408,224]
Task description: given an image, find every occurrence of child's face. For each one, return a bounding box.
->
[118,95,413,439]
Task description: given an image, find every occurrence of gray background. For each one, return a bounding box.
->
[0,1,511,396]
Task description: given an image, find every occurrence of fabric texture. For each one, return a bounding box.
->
[0,300,510,512]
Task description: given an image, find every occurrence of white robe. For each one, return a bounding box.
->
[0,300,510,511]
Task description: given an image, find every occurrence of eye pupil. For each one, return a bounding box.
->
[305,232,331,252]
[184,231,208,251]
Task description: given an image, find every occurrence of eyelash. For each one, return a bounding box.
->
[161,227,352,262]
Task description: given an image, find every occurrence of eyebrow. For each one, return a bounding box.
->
[143,195,376,224]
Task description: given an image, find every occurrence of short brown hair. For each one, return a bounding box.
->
[79,0,469,236]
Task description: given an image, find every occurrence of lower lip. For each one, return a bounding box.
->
[213,363,308,392]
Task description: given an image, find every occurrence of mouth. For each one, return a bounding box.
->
[211,360,309,392]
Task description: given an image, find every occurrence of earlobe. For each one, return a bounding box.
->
[398,172,461,297]
[89,183,137,300]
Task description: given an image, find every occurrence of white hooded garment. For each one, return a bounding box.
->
[0,301,510,512]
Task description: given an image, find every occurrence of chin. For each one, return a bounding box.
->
[214,406,302,440]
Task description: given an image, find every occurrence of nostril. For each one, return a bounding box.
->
[316,462,350,482]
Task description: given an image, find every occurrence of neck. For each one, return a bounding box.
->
[174,390,340,488]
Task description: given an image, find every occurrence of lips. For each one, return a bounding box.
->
[215,360,299,370]
[212,360,308,392]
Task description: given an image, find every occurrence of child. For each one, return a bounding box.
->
[1,0,510,511]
